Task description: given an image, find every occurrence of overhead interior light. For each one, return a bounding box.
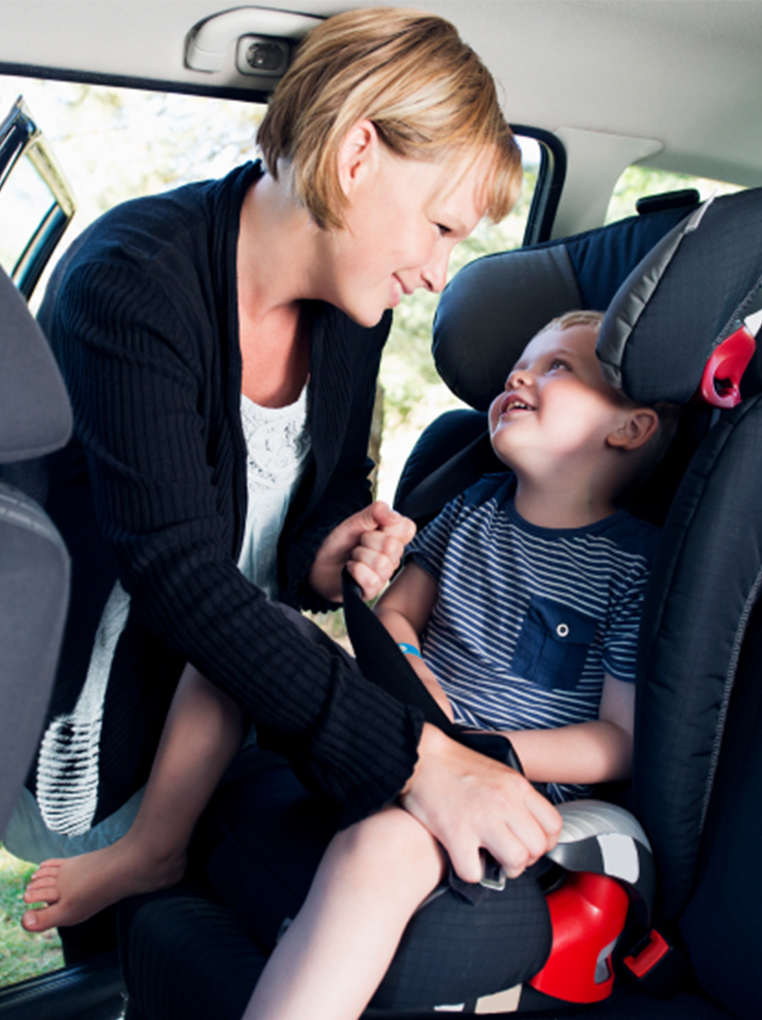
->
[185,6,323,74]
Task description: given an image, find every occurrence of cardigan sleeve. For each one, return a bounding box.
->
[52,256,422,820]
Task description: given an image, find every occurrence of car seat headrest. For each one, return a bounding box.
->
[433,188,762,412]
[598,189,762,405]
[0,266,72,463]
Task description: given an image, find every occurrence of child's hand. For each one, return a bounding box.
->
[309,501,416,603]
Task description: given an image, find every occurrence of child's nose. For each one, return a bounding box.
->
[508,368,533,389]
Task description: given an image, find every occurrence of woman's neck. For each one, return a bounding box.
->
[236,174,316,407]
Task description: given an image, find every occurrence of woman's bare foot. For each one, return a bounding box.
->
[21,834,186,933]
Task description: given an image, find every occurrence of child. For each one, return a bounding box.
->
[241,309,677,1019]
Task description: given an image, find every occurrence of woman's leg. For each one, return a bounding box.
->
[23,663,246,932]
[243,803,447,1020]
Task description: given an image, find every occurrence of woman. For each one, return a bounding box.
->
[12,6,560,951]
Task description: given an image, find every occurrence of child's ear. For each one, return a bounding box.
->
[337,119,379,197]
[607,407,660,451]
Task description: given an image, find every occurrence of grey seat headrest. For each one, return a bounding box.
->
[0,266,72,463]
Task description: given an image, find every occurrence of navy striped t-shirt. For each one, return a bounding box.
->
[405,474,661,802]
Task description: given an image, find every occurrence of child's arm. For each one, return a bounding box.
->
[500,673,635,785]
[374,562,454,721]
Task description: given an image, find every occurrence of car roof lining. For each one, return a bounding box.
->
[0,1,760,190]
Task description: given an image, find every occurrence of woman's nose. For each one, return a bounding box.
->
[420,250,449,294]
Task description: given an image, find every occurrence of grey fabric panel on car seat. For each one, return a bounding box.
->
[0,268,72,463]
[0,484,70,834]
[0,265,72,837]
[599,187,762,403]
[634,393,762,924]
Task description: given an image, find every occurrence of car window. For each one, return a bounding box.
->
[605,164,745,225]
[0,76,268,308]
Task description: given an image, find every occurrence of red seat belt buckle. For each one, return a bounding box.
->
[623,929,671,979]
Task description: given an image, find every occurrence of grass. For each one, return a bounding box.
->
[0,844,64,987]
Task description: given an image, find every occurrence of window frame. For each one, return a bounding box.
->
[0,97,76,299]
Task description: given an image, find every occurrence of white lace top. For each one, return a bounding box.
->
[237,386,311,598]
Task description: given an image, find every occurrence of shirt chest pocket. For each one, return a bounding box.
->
[511,595,599,691]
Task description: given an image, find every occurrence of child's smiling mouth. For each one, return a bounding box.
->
[500,394,535,415]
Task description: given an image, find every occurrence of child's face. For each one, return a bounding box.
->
[488,323,633,476]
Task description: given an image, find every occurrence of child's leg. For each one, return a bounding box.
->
[244,803,447,1020]
[22,663,246,932]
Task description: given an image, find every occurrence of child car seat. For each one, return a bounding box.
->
[0,265,71,837]
[387,186,762,1018]
[114,188,761,1020]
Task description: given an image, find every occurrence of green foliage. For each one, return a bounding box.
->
[0,846,63,987]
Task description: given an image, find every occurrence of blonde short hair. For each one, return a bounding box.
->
[537,309,605,337]
[257,7,522,229]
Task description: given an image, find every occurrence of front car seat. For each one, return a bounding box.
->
[0,264,71,837]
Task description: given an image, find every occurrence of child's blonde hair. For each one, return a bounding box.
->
[537,309,605,336]
[257,8,522,229]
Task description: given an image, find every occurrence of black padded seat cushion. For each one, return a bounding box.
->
[118,887,738,1020]
[678,597,762,1020]
[634,393,762,924]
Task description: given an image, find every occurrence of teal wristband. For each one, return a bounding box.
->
[397,642,422,658]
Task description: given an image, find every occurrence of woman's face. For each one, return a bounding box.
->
[315,131,493,328]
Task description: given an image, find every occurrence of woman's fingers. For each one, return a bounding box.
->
[309,502,415,601]
[399,724,563,884]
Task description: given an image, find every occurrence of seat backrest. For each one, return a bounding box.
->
[0,265,72,836]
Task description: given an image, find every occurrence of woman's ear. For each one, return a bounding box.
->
[607,407,660,451]
[337,119,380,197]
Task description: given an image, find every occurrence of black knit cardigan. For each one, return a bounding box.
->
[34,162,423,826]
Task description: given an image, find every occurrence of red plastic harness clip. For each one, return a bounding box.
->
[698,324,757,408]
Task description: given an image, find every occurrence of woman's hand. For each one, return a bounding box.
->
[400,724,563,883]
[309,501,416,603]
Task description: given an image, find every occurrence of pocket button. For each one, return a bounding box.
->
[556,622,570,639]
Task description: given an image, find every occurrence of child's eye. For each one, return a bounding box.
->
[548,358,571,372]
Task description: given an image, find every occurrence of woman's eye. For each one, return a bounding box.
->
[436,223,452,237]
